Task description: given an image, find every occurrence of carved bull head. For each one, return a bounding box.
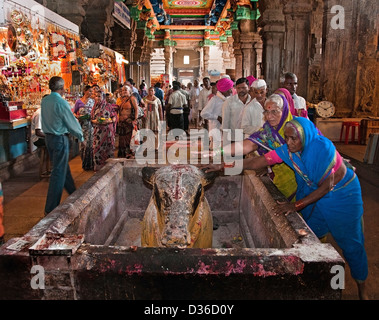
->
[142,165,218,248]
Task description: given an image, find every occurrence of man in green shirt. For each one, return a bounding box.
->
[41,76,84,215]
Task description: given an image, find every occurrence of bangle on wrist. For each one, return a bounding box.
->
[294,200,305,211]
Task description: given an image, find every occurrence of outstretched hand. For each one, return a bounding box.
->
[198,163,224,173]
[274,200,296,216]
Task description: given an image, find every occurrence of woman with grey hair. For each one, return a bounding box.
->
[204,93,297,202]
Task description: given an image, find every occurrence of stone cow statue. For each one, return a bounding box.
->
[141,165,217,248]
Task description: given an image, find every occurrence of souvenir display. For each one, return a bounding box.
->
[0,7,82,113]
[10,10,24,25]
[7,25,17,52]
[0,3,126,119]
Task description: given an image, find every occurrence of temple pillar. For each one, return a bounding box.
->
[164,45,173,83]
[307,0,323,103]
[232,28,243,80]
[35,0,87,29]
[162,30,175,83]
[353,1,379,116]
[220,41,231,70]
[239,19,257,78]
[259,0,286,93]
[283,0,313,98]
[254,38,263,78]
[202,46,210,78]
[141,38,154,83]
[129,20,138,83]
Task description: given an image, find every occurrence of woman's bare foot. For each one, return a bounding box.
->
[356,280,369,300]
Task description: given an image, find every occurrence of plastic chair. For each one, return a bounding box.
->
[339,121,361,145]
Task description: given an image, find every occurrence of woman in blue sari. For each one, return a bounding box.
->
[202,117,368,299]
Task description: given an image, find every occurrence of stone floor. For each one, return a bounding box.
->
[1,141,378,300]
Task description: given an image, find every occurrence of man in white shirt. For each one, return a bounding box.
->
[31,106,51,177]
[189,79,201,127]
[221,77,252,142]
[31,107,45,147]
[241,79,267,138]
[200,77,234,149]
[198,77,212,127]
[282,72,309,118]
[167,84,187,131]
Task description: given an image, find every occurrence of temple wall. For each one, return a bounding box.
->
[259,0,378,116]
[38,0,378,116]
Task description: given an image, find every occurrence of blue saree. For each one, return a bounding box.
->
[275,117,368,281]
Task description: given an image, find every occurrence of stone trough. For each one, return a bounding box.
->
[0,159,344,299]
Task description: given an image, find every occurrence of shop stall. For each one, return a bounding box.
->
[0,0,80,164]
[81,42,127,96]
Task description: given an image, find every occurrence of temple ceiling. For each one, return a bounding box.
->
[127,0,260,46]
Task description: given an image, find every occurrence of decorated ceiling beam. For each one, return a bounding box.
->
[142,0,161,29]
[129,0,259,43]
[131,0,161,32]
[159,25,215,30]
[215,0,232,37]
[215,0,231,28]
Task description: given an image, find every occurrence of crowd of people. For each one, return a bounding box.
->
[28,71,368,299]
[198,72,368,300]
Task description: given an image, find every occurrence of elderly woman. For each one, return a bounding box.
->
[143,86,163,132]
[143,86,163,148]
[91,90,117,171]
[211,93,297,201]
[203,117,368,299]
[73,85,95,170]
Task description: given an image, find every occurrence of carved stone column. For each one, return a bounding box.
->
[283,0,313,98]
[352,1,378,116]
[320,0,357,116]
[202,46,210,78]
[232,28,243,80]
[164,45,173,83]
[259,0,286,93]
[35,0,87,29]
[62,0,115,45]
[254,37,263,78]
[307,0,323,103]
[196,47,204,80]
[239,19,259,78]
[227,35,235,60]
[221,41,232,69]
[128,20,137,81]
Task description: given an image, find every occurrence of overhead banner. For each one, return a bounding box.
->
[113,1,130,29]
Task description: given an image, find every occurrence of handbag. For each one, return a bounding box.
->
[131,105,145,119]
[130,125,140,152]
